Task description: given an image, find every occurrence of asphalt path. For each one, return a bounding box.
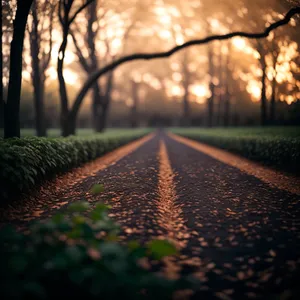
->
[1,131,300,299]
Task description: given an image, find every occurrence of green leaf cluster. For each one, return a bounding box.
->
[0,197,189,299]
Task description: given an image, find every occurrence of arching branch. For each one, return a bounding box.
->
[71,7,300,117]
[68,0,95,25]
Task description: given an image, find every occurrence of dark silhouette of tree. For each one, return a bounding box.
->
[70,1,131,133]
[70,1,106,132]
[57,0,95,137]
[130,80,139,128]
[269,35,280,125]
[2,2,300,138]
[223,42,232,127]
[256,40,268,126]
[71,6,300,134]
[0,0,3,130]
[4,0,33,138]
[27,0,55,136]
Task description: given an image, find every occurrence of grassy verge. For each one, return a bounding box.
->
[169,127,300,174]
[0,129,152,202]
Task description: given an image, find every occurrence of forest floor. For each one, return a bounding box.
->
[1,130,300,299]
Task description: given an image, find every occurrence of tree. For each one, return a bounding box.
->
[3,2,299,137]
[223,42,232,127]
[58,0,138,135]
[257,40,268,126]
[27,0,55,136]
[69,7,299,131]
[57,0,95,136]
[70,0,134,132]
[130,79,139,127]
[4,0,33,138]
[0,0,3,130]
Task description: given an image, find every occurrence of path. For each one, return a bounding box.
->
[1,131,300,299]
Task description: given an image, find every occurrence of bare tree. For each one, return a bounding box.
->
[256,41,268,126]
[223,42,232,127]
[207,43,216,127]
[57,0,95,136]
[27,0,55,136]
[70,1,117,132]
[4,0,33,138]
[269,37,280,125]
[0,0,3,130]
[130,80,139,128]
[71,7,300,132]
[3,2,299,138]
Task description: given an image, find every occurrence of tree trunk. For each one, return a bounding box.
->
[217,95,222,126]
[0,0,3,130]
[30,3,46,136]
[207,44,215,127]
[92,83,102,131]
[260,60,268,126]
[32,78,46,136]
[224,44,231,127]
[181,51,190,126]
[68,114,77,136]
[269,50,278,126]
[270,77,277,125]
[258,43,268,126]
[182,89,190,127]
[58,2,73,137]
[97,103,109,132]
[130,80,139,128]
[4,0,33,138]
[58,35,70,136]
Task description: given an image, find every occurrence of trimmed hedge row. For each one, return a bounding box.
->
[0,129,151,202]
[170,128,300,173]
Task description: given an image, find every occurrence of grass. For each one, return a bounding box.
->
[170,126,300,138]
[169,126,300,174]
[0,128,151,138]
[19,128,146,137]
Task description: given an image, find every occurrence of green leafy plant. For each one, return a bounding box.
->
[0,198,189,299]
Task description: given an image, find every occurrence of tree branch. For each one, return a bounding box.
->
[70,28,91,72]
[68,0,95,25]
[71,6,300,118]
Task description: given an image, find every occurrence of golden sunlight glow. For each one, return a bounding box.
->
[247,81,261,101]
[190,84,211,104]
[191,84,208,98]
[232,37,246,50]
[170,85,184,97]
[172,72,183,82]
[64,69,78,85]
[16,0,299,110]
[158,30,172,39]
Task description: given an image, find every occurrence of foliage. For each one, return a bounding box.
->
[0,129,151,202]
[0,199,187,299]
[170,127,300,173]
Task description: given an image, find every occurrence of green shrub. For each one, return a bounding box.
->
[0,199,190,299]
[0,129,151,202]
[170,127,300,173]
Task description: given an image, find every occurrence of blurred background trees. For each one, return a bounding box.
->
[1,0,300,137]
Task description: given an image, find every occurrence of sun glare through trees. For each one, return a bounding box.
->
[0,0,300,299]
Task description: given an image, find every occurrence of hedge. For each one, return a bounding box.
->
[170,127,300,174]
[0,129,151,203]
